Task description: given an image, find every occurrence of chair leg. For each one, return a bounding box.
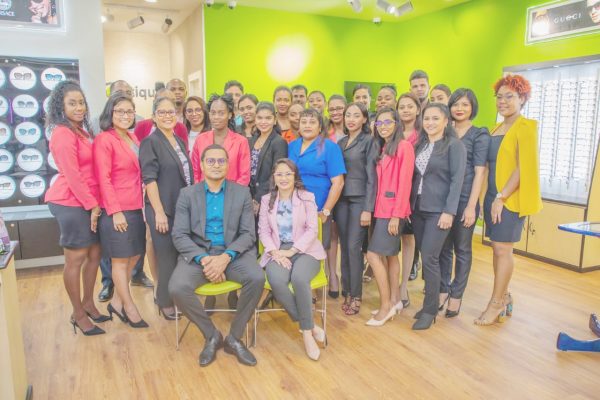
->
[253,310,260,347]
[175,305,180,350]
[322,286,327,348]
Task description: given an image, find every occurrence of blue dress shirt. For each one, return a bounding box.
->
[193,181,238,264]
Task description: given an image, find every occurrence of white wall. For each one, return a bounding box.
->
[0,0,105,116]
[169,6,205,97]
[103,31,172,118]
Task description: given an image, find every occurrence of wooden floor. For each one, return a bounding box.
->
[15,238,600,399]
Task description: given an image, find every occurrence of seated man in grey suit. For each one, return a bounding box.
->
[169,144,265,367]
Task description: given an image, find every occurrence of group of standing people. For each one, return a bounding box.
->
[45,69,541,366]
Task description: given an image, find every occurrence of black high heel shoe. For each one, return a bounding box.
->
[328,290,339,299]
[122,309,149,329]
[438,294,450,311]
[401,291,411,308]
[107,303,128,323]
[445,298,462,318]
[86,311,111,323]
[70,318,105,336]
[158,306,181,321]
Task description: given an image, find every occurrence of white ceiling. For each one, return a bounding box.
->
[101,0,470,34]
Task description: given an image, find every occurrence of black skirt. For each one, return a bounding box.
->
[48,203,99,249]
[368,218,401,256]
[99,210,146,258]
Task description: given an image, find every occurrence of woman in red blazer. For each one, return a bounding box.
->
[258,159,327,361]
[365,107,415,327]
[191,94,250,185]
[45,80,107,336]
[94,93,148,329]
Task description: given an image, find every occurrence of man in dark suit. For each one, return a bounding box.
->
[169,144,264,367]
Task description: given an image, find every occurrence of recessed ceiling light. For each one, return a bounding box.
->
[145,0,157,3]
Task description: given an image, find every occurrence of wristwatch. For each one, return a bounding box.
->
[495,192,506,201]
[322,208,331,217]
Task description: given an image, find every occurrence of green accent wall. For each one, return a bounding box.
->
[204,0,600,127]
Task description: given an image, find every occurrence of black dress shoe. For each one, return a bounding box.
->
[590,313,600,338]
[199,330,223,367]
[98,283,114,302]
[408,262,419,281]
[131,273,154,288]
[412,313,436,330]
[224,335,257,366]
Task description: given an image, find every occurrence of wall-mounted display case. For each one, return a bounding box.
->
[0,56,79,264]
[483,55,600,272]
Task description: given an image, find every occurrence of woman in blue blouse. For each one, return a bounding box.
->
[288,108,346,293]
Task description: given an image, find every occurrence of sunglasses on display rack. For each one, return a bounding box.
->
[16,101,35,108]
[0,128,7,135]
[13,72,33,80]
[18,128,37,135]
[0,182,12,189]
[45,73,63,81]
[23,180,42,188]
[21,154,40,161]
[0,155,9,161]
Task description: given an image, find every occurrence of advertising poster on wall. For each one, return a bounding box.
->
[0,0,64,30]
[527,0,600,44]
[0,55,79,207]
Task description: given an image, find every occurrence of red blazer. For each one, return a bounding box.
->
[373,140,415,219]
[44,125,99,210]
[191,129,251,185]
[134,119,189,150]
[93,129,143,215]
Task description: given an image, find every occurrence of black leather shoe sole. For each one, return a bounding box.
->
[590,314,600,338]
[224,339,257,366]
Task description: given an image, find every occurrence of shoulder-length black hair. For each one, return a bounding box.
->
[448,88,479,121]
[254,101,281,136]
[207,93,236,131]
[267,158,308,212]
[343,102,370,136]
[183,96,210,133]
[373,107,405,160]
[99,93,136,132]
[416,103,457,155]
[46,80,93,135]
[396,92,422,132]
[237,94,259,135]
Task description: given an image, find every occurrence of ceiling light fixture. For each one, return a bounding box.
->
[101,9,114,24]
[145,0,157,3]
[205,0,214,6]
[127,15,145,30]
[347,0,363,13]
[376,0,413,17]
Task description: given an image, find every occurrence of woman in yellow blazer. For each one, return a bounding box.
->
[477,75,542,326]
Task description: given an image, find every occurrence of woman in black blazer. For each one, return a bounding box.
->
[334,102,378,315]
[139,96,193,320]
[248,102,288,214]
[410,103,466,330]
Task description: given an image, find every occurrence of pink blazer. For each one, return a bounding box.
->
[44,125,99,210]
[191,129,250,185]
[258,190,326,267]
[93,129,143,215]
[373,140,415,219]
[134,119,189,151]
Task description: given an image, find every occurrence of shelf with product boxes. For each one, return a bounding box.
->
[482,55,600,272]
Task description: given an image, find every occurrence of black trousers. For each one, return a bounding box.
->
[334,196,367,298]
[439,203,478,299]
[145,204,177,308]
[412,208,451,316]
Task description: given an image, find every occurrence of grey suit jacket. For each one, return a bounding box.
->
[171,180,257,264]
[410,136,466,216]
[337,132,379,212]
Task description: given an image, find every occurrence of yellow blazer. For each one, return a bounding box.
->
[491,115,542,217]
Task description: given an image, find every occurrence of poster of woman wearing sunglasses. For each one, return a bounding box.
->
[527,0,600,43]
[0,55,79,205]
[0,0,62,28]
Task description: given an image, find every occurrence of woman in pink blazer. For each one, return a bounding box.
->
[365,107,415,327]
[45,80,106,336]
[258,159,327,361]
[94,93,148,329]
[191,94,250,185]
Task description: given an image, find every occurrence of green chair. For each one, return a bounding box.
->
[252,220,328,347]
[175,280,249,350]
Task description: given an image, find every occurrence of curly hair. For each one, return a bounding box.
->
[46,80,92,135]
[207,93,236,131]
[493,74,531,103]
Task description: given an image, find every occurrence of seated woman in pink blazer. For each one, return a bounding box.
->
[258,159,327,361]
[191,94,250,185]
